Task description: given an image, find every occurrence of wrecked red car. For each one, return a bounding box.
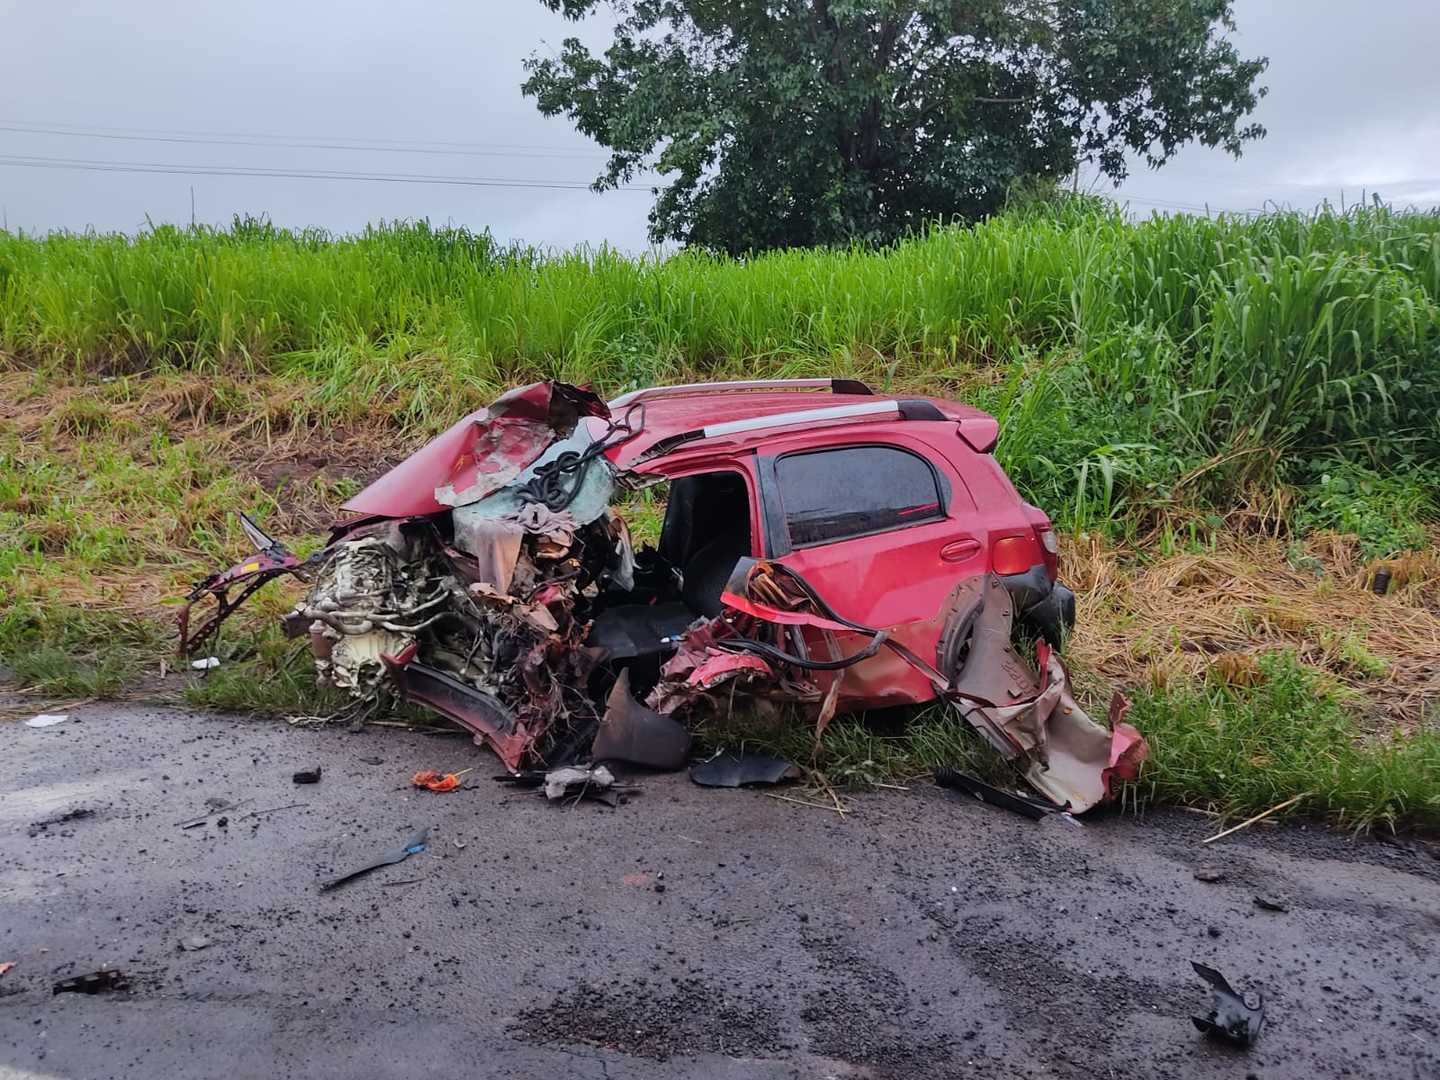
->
[181,378,1143,812]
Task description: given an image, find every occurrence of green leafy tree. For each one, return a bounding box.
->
[524,1,1267,253]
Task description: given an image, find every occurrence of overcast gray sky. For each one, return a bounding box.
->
[2,1,1437,250]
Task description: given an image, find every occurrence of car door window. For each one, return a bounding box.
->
[776,445,944,547]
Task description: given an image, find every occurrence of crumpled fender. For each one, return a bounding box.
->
[340,381,608,518]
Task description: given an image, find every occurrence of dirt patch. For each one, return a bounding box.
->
[512,977,786,1061]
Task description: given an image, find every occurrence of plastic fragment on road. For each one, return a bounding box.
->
[179,935,212,951]
[690,750,800,788]
[542,764,616,801]
[320,828,429,891]
[54,969,128,995]
[191,657,221,670]
[24,713,68,728]
[292,766,323,784]
[933,768,1060,821]
[1191,961,1265,1047]
[411,769,470,792]
[0,962,14,976]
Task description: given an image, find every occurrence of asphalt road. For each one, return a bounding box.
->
[2,703,1437,1079]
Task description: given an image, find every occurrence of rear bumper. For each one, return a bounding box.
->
[997,565,1076,648]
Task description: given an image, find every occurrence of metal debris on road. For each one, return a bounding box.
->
[320,828,430,892]
[1191,961,1265,1047]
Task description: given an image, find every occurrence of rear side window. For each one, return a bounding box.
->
[776,445,944,546]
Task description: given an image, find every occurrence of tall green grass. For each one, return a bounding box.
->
[3,201,1438,537]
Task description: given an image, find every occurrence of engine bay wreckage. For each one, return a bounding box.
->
[180,378,1146,813]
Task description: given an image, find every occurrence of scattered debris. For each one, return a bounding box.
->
[54,969,128,996]
[28,807,97,837]
[292,766,323,784]
[179,935,212,951]
[1194,867,1227,883]
[1202,793,1310,844]
[1191,961,1265,1047]
[242,802,306,819]
[24,713,68,728]
[934,767,1060,820]
[543,764,616,802]
[0,961,14,976]
[591,669,692,770]
[359,756,385,766]
[190,657,222,671]
[691,750,800,788]
[321,828,430,891]
[1370,565,1392,596]
[1253,893,1291,913]
[411,769,471,792]
[177,798,241,829]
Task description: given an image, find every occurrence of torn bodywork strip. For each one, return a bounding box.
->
[946,575,1145,813]
[178,513,305,656]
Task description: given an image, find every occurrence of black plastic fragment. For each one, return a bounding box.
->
[320,828,429,892]
[690,751,800,788]
[1191,961,1264,1046]
[934,768,1060,821]
[591,669,692,771]
[292,766,323,784]
[54,969,128,995]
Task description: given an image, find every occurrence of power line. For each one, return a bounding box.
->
[0,120,613,161]
[0,153,652,192]
[0,118,610,158]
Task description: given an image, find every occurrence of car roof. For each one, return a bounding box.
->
[604,389,993,469]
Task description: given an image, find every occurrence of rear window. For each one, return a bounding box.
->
[776,445,944,546]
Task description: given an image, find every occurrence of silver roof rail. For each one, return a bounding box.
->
[609,377,873,408]
[636,399,906,461]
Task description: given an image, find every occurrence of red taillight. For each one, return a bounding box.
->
[992,534,1041,576]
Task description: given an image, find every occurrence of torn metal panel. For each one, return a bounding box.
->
[342,381,608,517]
[941,574,1146,813]
[381,644,533,772]
[177,519,306,656]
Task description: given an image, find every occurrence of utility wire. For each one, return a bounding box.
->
[0,153,652,192]
[0,118,604,158]
[0,120,613,161]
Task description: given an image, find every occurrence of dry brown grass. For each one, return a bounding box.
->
[1065,531,1440,732]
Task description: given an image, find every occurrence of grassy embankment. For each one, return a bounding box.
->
[2,202,1438,828]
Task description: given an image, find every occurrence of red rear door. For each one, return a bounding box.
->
[754,427,986,706]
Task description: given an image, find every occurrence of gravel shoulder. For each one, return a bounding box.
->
[2,704,1437,1079]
